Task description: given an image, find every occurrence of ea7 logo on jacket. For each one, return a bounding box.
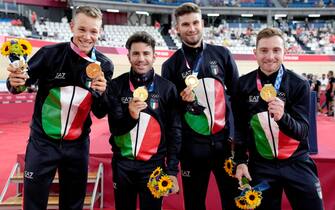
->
[249,96,259,103]
[182,70,192,79]
[55,73,66,79]
[121,97,132,104]
[24,171,34,179]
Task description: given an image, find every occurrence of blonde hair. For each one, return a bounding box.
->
[256,27,284,47]
[74,5,102,20]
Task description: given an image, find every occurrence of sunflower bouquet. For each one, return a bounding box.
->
[147,167,173,199]
[235,177,269,210]
[224,156,235,177]
[1,38,32,91]
[1,38,32,71]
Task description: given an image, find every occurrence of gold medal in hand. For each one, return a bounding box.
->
[185,75,199,89]
[260,84,277,102]
[86,63,101,79]
[133,86,148,102]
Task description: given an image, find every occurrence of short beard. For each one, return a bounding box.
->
[183,34,202,47]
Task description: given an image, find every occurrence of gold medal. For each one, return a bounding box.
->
[185,75,199,89]
[260,84,277,102]
[86,63,101,79]
[133,86,148,102]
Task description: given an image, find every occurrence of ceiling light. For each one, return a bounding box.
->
[308,14,320,17]
[136,11,149,16]
[207,13,219,17]
[275,14,287,18]
[241,14,253,17]
[107,9,119,13]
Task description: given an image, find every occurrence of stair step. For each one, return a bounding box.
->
[11,172,98,183]
[0,194,93,207]
[0,163,103,210]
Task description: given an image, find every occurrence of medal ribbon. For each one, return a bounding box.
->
[129,74,155,93]
[70,41,100,88]
[70,41,100,64]
[256,65,284,92]
[181,43,206,77]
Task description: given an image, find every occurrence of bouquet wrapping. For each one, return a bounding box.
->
[235,177,270,210]
[1,38,32,91]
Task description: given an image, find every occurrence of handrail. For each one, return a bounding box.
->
[0,163,19,202]
[90,163,103,210]
[0,162,104,210]
[100,164,104,209]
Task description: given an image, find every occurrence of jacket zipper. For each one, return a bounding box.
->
[134,112,141,159]
[267,111,277,158]
[202,79,215,146]
[60,86,76,148]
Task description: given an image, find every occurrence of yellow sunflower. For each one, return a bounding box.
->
[9,41,23,56]
[150,167,162,179]
[151,188,161,199]
[224,157,235,177]
[235,196,249,210]
[147,181,161,198]
[147,183,155,193]
[18,39,32,55]
[158,175,173,193]
[1,41,11,56]
[245,189,262,208]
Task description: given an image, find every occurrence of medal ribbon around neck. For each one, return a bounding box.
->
[70,41,100,64]
[256,65,284,92]
[70,41,102,88]
[181,43,206,78]
[129,73,155,102]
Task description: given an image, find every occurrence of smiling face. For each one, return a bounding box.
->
[175,12,203,48]
[70,13,102,54]
[128,42,156,75]
[254,35,285,76]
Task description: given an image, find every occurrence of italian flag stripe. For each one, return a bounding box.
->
[115,113,161,160]
[133,113,151,157]
[42,87,62,139]
[277,131,300,159]
[195,79,210,127]
[136,114,161,160]
[184,78,226,135]
[211,79,226,134]
[42,86,92,140]
[251,113,274,159]
[114,133,134,159]
[63,89,92,140]
[184,112,210,135]
[184,79,210,135]
[251,112,299,159]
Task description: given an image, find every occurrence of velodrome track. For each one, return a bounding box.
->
[1,38,335,209]
[1,98,335,210]
[1,36,335,80]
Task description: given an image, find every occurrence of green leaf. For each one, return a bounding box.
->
[242,177,249,185]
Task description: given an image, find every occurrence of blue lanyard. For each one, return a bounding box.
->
[257,65,284,92]
[181,43,206,77]
[147,80,154,92]
[274,65,284,91]
[70,41,98,63]
[129,74,155,93]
